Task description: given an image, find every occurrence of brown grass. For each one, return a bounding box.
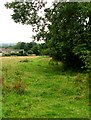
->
[1,56,39,59]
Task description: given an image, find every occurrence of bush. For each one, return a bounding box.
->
[73,44,91,70]
[18,50,28,56]
[31,45,40,55]
[41,48,50,55]
[3,53,11,56]
[27,50,33,54]
[10,52,19,56]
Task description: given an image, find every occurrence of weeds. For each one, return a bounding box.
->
[3,80,27,95]
[75,73,83,83]
[49,59,59,65]
[13,80,26,95]
[19,59,29,63]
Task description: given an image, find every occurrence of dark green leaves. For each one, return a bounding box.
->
[5,1,91,70]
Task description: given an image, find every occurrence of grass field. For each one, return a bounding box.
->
[1,56,89,118]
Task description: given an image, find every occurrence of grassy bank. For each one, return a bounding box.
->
[2,56,89,118]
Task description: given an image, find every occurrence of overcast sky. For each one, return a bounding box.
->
[0,0,52,44]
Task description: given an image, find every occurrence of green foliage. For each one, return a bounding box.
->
[12,42,41,55]
[40,48,50,55]
[5,1,91,70]
[27,49,33,54]
[31,44,40,55]
[13,42,25,49]
[18,50,24,56]
[3,53,11,56]
[45,2,91,70]
[39,43,50,55]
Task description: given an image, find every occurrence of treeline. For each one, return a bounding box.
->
[4,42,50,56]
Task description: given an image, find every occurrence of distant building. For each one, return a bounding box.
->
[1,48,24,55]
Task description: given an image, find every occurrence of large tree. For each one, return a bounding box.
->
[5,1,91,69]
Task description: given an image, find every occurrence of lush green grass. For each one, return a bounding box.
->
[2,56,89,118]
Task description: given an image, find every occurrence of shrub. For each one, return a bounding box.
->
[18,50,28,56]
[3,53,11,56]
[19,59,29,63]
[27,50,33,54]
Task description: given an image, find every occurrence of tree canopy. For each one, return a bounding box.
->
[5,1,91,70]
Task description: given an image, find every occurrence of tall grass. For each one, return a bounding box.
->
[2,56,89,118]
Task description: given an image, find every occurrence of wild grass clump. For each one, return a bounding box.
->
[3,80,27,95]
[19,59,29,63]
[12,80,27,95]
[75,73,83,83]
[73,73,89,99]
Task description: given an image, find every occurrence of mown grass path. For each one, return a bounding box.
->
[2,56,89,118]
